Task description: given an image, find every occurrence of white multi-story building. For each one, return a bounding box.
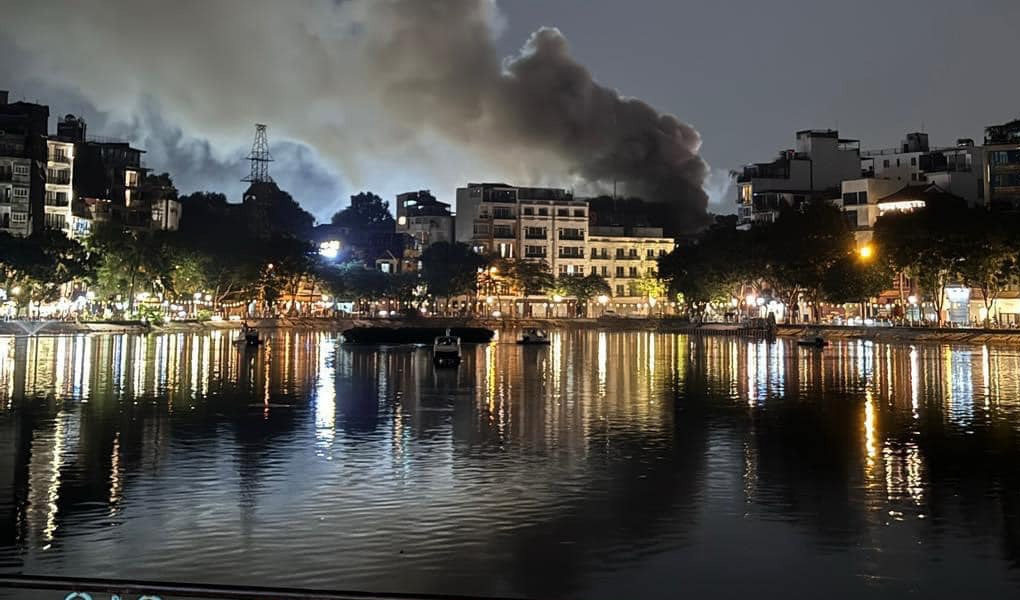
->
[455,183,676,313]
[736,129,862,228]
[43,139,75,236]
[859,132,984,206]
[455,183,589,273]
[587,226,673,313]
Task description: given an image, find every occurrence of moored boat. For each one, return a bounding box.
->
[432,330,462,367]
[517,328,551,345]
[234,322,262,347]
[797,335,828,348]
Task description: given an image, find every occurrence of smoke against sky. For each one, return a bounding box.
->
[0,0,711,230]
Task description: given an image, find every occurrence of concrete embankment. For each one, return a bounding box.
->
[3,317,1020,345]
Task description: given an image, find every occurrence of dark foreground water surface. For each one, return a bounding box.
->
[1,330,1020,599]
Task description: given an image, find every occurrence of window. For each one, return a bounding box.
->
[910,157,917,166]
[629,267,638,277]
[13,187,28,198]
[10,212,27,225]
[573,209,585,217]
[557,208,568,217]
[590,266,597,275]
[559,246,583,258]
[525,226,546,239]
[857,191,867,204]
[646,267,656,276]
[896,158,901,167]
[44,212,66,230]
[14,165,28,176]
[628,249,638,258]
[522,207,533,216]
[601,266,608,276]
[558,264,569,275]
[559,228,584,240]
[0,212,8,228]
[538,208,548,216]
[616,266,625,277]
[616,248,625,258]
[493,225,514,238]
[616,285,624,296]
[911,173,917,181]
[659,250,667,257]
[842,192,856,206]
[883,159,890,168]
[646,249,655,258]
[524,245,546,258]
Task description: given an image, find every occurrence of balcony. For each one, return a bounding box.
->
[48,175,71,186]
[524,251,547,259]
[558,252,584,259]
[48,154,71,164]
[524,233,547,240]
[615,254,640,261]
[589,254,610,260]
[559,232,585,241]
[493,230,515,239]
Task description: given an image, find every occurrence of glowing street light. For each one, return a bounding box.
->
[908,295,918,305]
[858,244,874,260]
[597,294,609,305]
[553,294,563,303]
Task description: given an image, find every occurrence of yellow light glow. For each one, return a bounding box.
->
[858,244,874,260]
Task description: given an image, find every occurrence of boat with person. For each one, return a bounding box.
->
[797,334,829,348]
[234,322,262,347]
[432,329,462,367]
[517,328,551,345]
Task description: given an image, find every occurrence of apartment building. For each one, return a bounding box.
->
[587,226,673,312]
[858,132,984,206]
[455,183,589,275]
[736,129,861,228]
[984,120,1020,211]
[43,138,75,235]
[0,91,48,237]
[395,190,453,250]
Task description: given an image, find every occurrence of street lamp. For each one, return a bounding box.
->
[858,244,874,260]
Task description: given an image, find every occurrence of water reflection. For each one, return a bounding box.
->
[1,332,1020,598]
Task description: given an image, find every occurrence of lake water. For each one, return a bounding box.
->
[1,330,1020,599]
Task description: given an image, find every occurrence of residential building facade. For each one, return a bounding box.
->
[44,138,74,235]
[587,226,673,313]
[984,120,1020,211]
[395,190,453,250]
[736,129,861,227]
[455,183,589,275]
[0,91,48,237]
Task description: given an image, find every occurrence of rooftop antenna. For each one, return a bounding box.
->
[242,123,274,183]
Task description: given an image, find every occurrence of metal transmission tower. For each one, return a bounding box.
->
[242,123,274,183]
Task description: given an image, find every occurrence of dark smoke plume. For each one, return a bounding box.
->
[0,0,710,230]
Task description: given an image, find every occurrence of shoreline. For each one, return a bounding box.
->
[2,317,1019,345]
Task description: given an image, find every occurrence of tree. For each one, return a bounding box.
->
[88,223,172,312]
[874,198,970,326]
[761,201,854,323]
[956,210,1020,326]
[0,230,93,317]
[658,218,758,321]
[420,242,487,313]
[494,258,555,316]
[331,192,395,228]
[556,273,611,317]
[821,254,893,316]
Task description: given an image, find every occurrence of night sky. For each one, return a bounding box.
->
[1,0,1017,222]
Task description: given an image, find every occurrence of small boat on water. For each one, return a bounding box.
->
[517,328,551,345]
[432,329,462,367]
[797,335,828,348]
[234,323,262,347]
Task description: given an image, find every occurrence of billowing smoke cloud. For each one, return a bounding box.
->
[0,0,709,231]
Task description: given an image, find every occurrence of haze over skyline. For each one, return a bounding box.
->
[2,0,1017,223]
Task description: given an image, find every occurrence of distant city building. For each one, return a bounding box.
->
[736,129,861,228]
[983,119,1020,211]
[0,91,48,237]
[587,226,673,312]
[395,190,453,250]
[857,132,984,206]
[43,138,75,236]
[455,183,587,272]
